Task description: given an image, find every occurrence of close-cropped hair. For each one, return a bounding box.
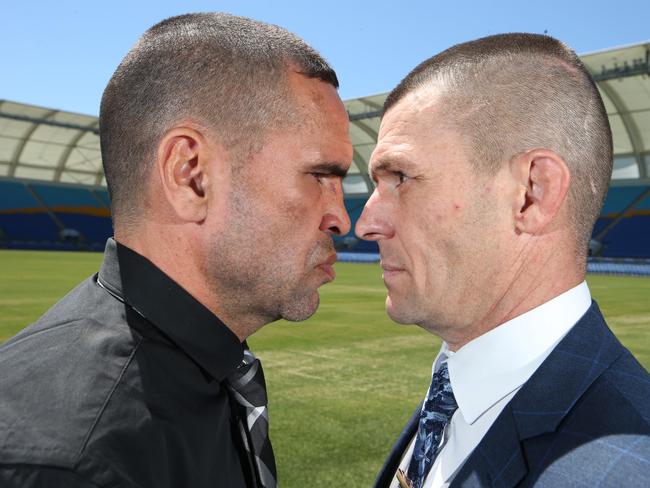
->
[385,33,613,251]
[100,12,338,227]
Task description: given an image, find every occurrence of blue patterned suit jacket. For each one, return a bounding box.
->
[373,302,650,487]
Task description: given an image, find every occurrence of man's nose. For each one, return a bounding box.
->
[320,185,351,236]
[355,189,392,241]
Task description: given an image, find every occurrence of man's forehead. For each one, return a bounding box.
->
[370,95,466,174]
[388,84,448,116]
[288,71,345,120]
[378,88,448,139]
[370,142,415,170]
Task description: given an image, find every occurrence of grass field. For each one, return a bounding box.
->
[1,249,649,487]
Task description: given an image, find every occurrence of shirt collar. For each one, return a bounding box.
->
[439,281,591,425]
[97,238,244,382]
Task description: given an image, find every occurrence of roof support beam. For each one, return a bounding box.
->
[598,80,647,178]
[53,119,100,182]
[6,160,100,176]
[349,109,382,122]
[7,109,58,177]
[358,97,383,110]
[351,119,379,143]
[0,111,100,134]
[591,48,650,82]
[352,148,373,191]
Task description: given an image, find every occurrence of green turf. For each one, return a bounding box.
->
[1,250,649,487]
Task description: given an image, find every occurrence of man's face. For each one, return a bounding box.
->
[356,90,512,343]
[206,72,352,324]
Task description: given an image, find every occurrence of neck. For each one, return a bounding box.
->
[445,238,584,351]
[115,226,265,341]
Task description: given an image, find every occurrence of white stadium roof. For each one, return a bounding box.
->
[0,101,102,186]
[1,41,649,195]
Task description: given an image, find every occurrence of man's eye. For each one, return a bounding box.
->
[396,172,409,186]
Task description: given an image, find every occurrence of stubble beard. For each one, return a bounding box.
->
[278,237,335,322]
[205,206,335,327]
[206,237,330,325]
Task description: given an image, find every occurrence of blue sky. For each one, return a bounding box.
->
[2,0,648,116]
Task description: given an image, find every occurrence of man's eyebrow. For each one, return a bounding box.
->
[308,162,349,178]
[370,156,415,178]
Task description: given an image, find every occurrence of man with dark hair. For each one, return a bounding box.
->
[358,34,650,488]
[0,13,351,487]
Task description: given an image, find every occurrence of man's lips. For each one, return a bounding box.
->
[380,261,405,279]
[317,254,337,281]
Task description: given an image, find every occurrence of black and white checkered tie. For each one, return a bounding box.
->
[227,349,277,488]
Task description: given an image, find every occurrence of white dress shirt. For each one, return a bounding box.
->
[390,281,592,488]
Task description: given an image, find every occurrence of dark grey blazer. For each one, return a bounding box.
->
[374,302,650,487]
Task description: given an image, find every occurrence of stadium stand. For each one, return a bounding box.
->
[30,182,112,246]
[3,177,647,266]
[333,196,379,254]
[592,185,650,258]
[0,178,111,250]
[0,179,60,244]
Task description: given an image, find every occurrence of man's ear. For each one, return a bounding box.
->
[156,126,212,223]
[510,148,571,235]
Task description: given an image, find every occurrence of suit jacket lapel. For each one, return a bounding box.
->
[452,405,527,488]
[452,302,625,487]
[373,404,421,488]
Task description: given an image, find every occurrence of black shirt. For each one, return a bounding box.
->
[0,239,252,487]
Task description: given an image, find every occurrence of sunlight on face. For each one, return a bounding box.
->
[356,90,507,341]
[205,72,353,325]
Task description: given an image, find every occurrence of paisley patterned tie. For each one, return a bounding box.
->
[406,362,458,488]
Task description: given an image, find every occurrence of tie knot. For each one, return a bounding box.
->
[226,351,268,408]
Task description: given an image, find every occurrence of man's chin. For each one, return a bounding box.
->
[280,291,320,322]
[385,295,415,325]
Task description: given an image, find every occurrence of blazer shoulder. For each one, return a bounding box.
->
[516,336,650,487]
[529,359,650,487]
[556,346,650,438]
[599,348,650,426]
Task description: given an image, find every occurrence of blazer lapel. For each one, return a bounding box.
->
[452,302,625,488]
[373,404,421,488]
[451,405,527,488]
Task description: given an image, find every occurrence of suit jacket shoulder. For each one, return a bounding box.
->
[452,301,650,487]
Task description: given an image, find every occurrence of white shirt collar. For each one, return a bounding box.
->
[439,281,592,425]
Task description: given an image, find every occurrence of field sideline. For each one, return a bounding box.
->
[1,249,649,487]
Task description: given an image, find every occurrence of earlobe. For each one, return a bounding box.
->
[512,149,571,235]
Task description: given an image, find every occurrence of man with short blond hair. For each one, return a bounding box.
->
[360,33,650,488]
